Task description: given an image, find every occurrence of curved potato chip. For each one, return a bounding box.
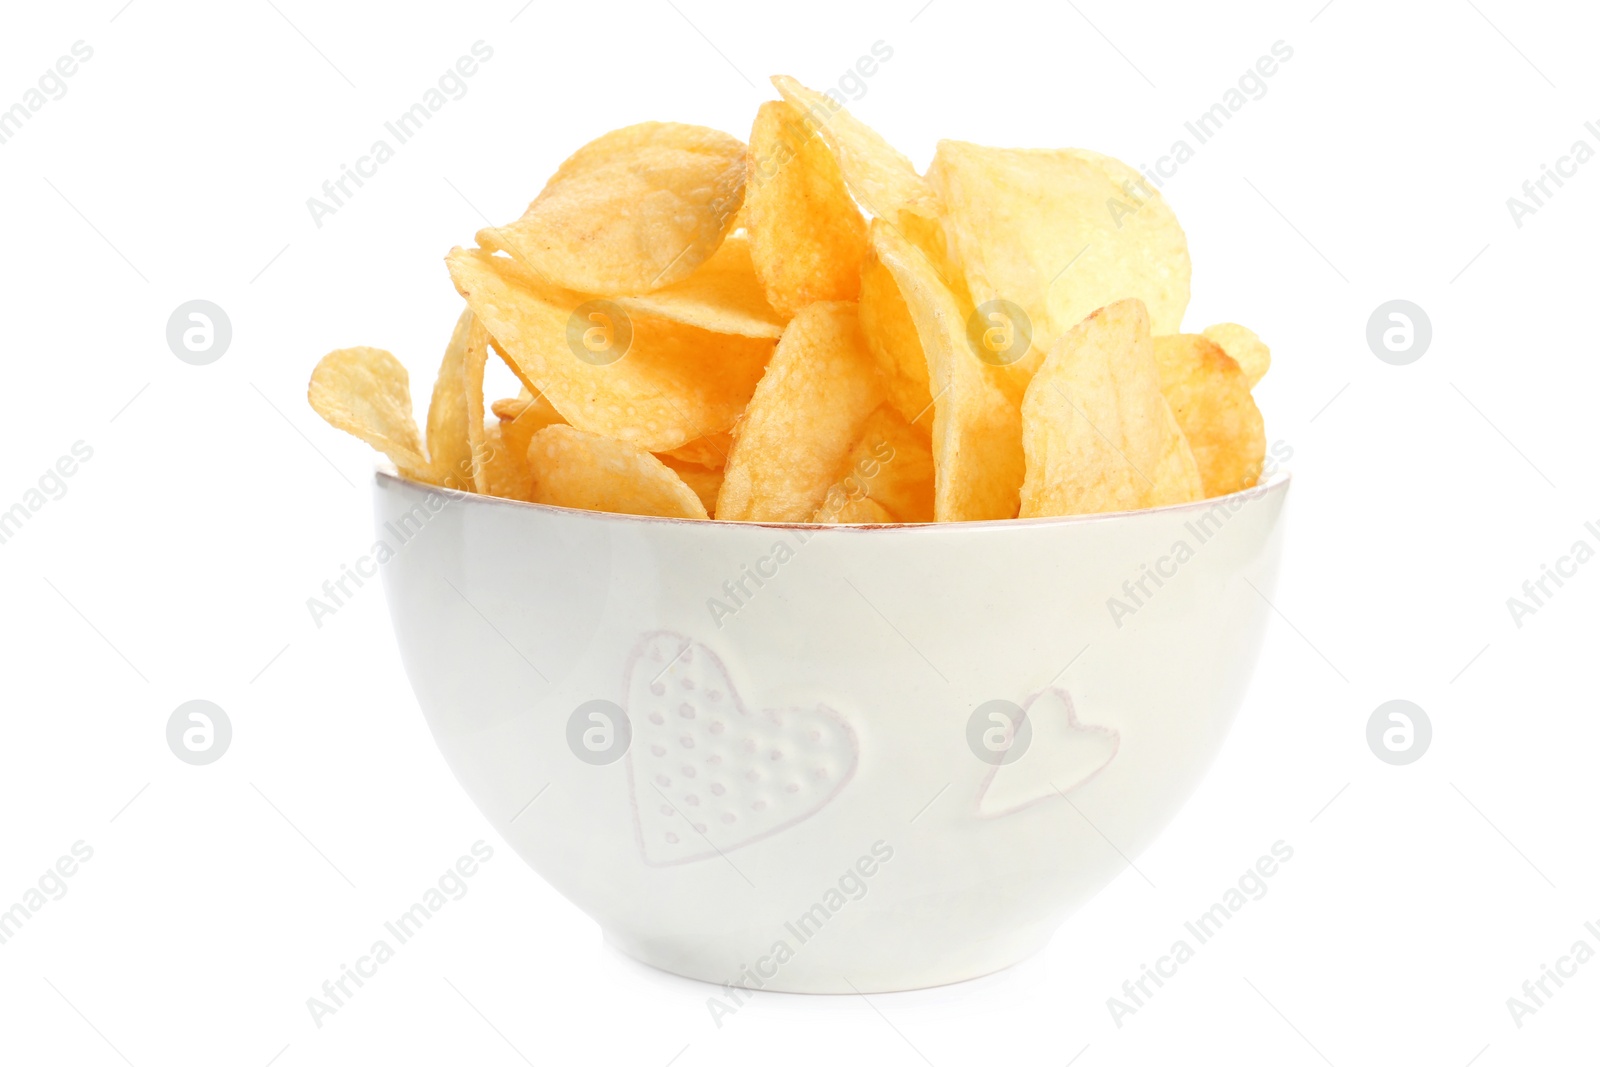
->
[812,494,894,525]
[1153,334,1265,497]
[897,210,970,304]
[491,390,563,426]
[1020,300,1202,517]
[461,314,493,489]
[424,308,477,490]
[927,140,1191,379]
[858,250,933,425]
[871,222,1023,522]
[479,122,746,295]
[447,247,773,452]
[814,405,935,523]
[1201,322,1271,388]
[613,235,783,338]
[528,425,707,519]
[745,99,869,317]
[658,454,724,516]
[478,421,533,501]
[716,302,886,522]
[660,432,732,471]
[489,389,533,422]
[771,75,936,223]
[494,389,565,471]
[308,347,429,478]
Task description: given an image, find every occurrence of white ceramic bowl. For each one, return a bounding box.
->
[376,471,1290,993]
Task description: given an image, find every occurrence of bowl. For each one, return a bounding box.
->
[375,469,1290,993]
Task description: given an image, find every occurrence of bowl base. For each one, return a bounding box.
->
[602,926,1054,994]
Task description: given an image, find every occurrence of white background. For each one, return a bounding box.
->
[2,1,1597,1064]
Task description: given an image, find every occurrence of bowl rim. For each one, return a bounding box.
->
[375,467,1291,533]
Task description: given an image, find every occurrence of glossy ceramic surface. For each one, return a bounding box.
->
[376,471,1290,992]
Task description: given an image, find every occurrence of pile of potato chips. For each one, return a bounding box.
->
[310,76,1270,523]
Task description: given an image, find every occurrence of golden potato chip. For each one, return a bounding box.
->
[1153,334,1265,498]
[745,99,869,317]
[1020,300,1202,517]
[870,221,1024,522]
[461,314,493,489]
[312,79,1280,530]
[715,302,886,522]
[308,347,429,478]
[926,141,1191,378]
[771,76,936,223]
[487,388,562,501]
[479,122,746,294]
[477,421,533,501]
[489,389,533,422]
[424,308,477,490]
[658,455,724,516]
[494,389,565,470]
[1201,322,1270,389]
[858,250,933,425]
[613,235,783,338]
[895,209,970,303]
[528,425,707,519]
[661,432,732,470]
[812,494,894,524]
[491,389,562,426]
[447,247,773,452]
[815,405,935,523]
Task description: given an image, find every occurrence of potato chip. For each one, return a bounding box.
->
[477,421,534,501]
[1153,334,1265,497]
[528,425,708,519]
[770,76,936,223]
[447,247,773,452]
[424,308,477,490]
[461,314,492,489]
[493,389,565,470]
[308,347,430,478]
[815,405,935,523]
[870,221,1024,522]
[715,302,886,522]
[926,141,1191,380]
[661,432,732,470]
[478,122,746,294]
[812,494,894,525]
[858,250,933,425]
[659,454,724,516]
[1201,322,1271,389]
[489,389,533,422]
[895,209,970,301]
[313,84,1276,529]
[744,99,869,317]
[1020,299,1202,517]
[613,235,783,338]
[491,389,561,426]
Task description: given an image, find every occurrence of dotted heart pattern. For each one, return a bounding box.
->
[624,632,858,866]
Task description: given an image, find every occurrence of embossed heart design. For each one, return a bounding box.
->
[624,632,859,866]
[975,688,1118,819]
